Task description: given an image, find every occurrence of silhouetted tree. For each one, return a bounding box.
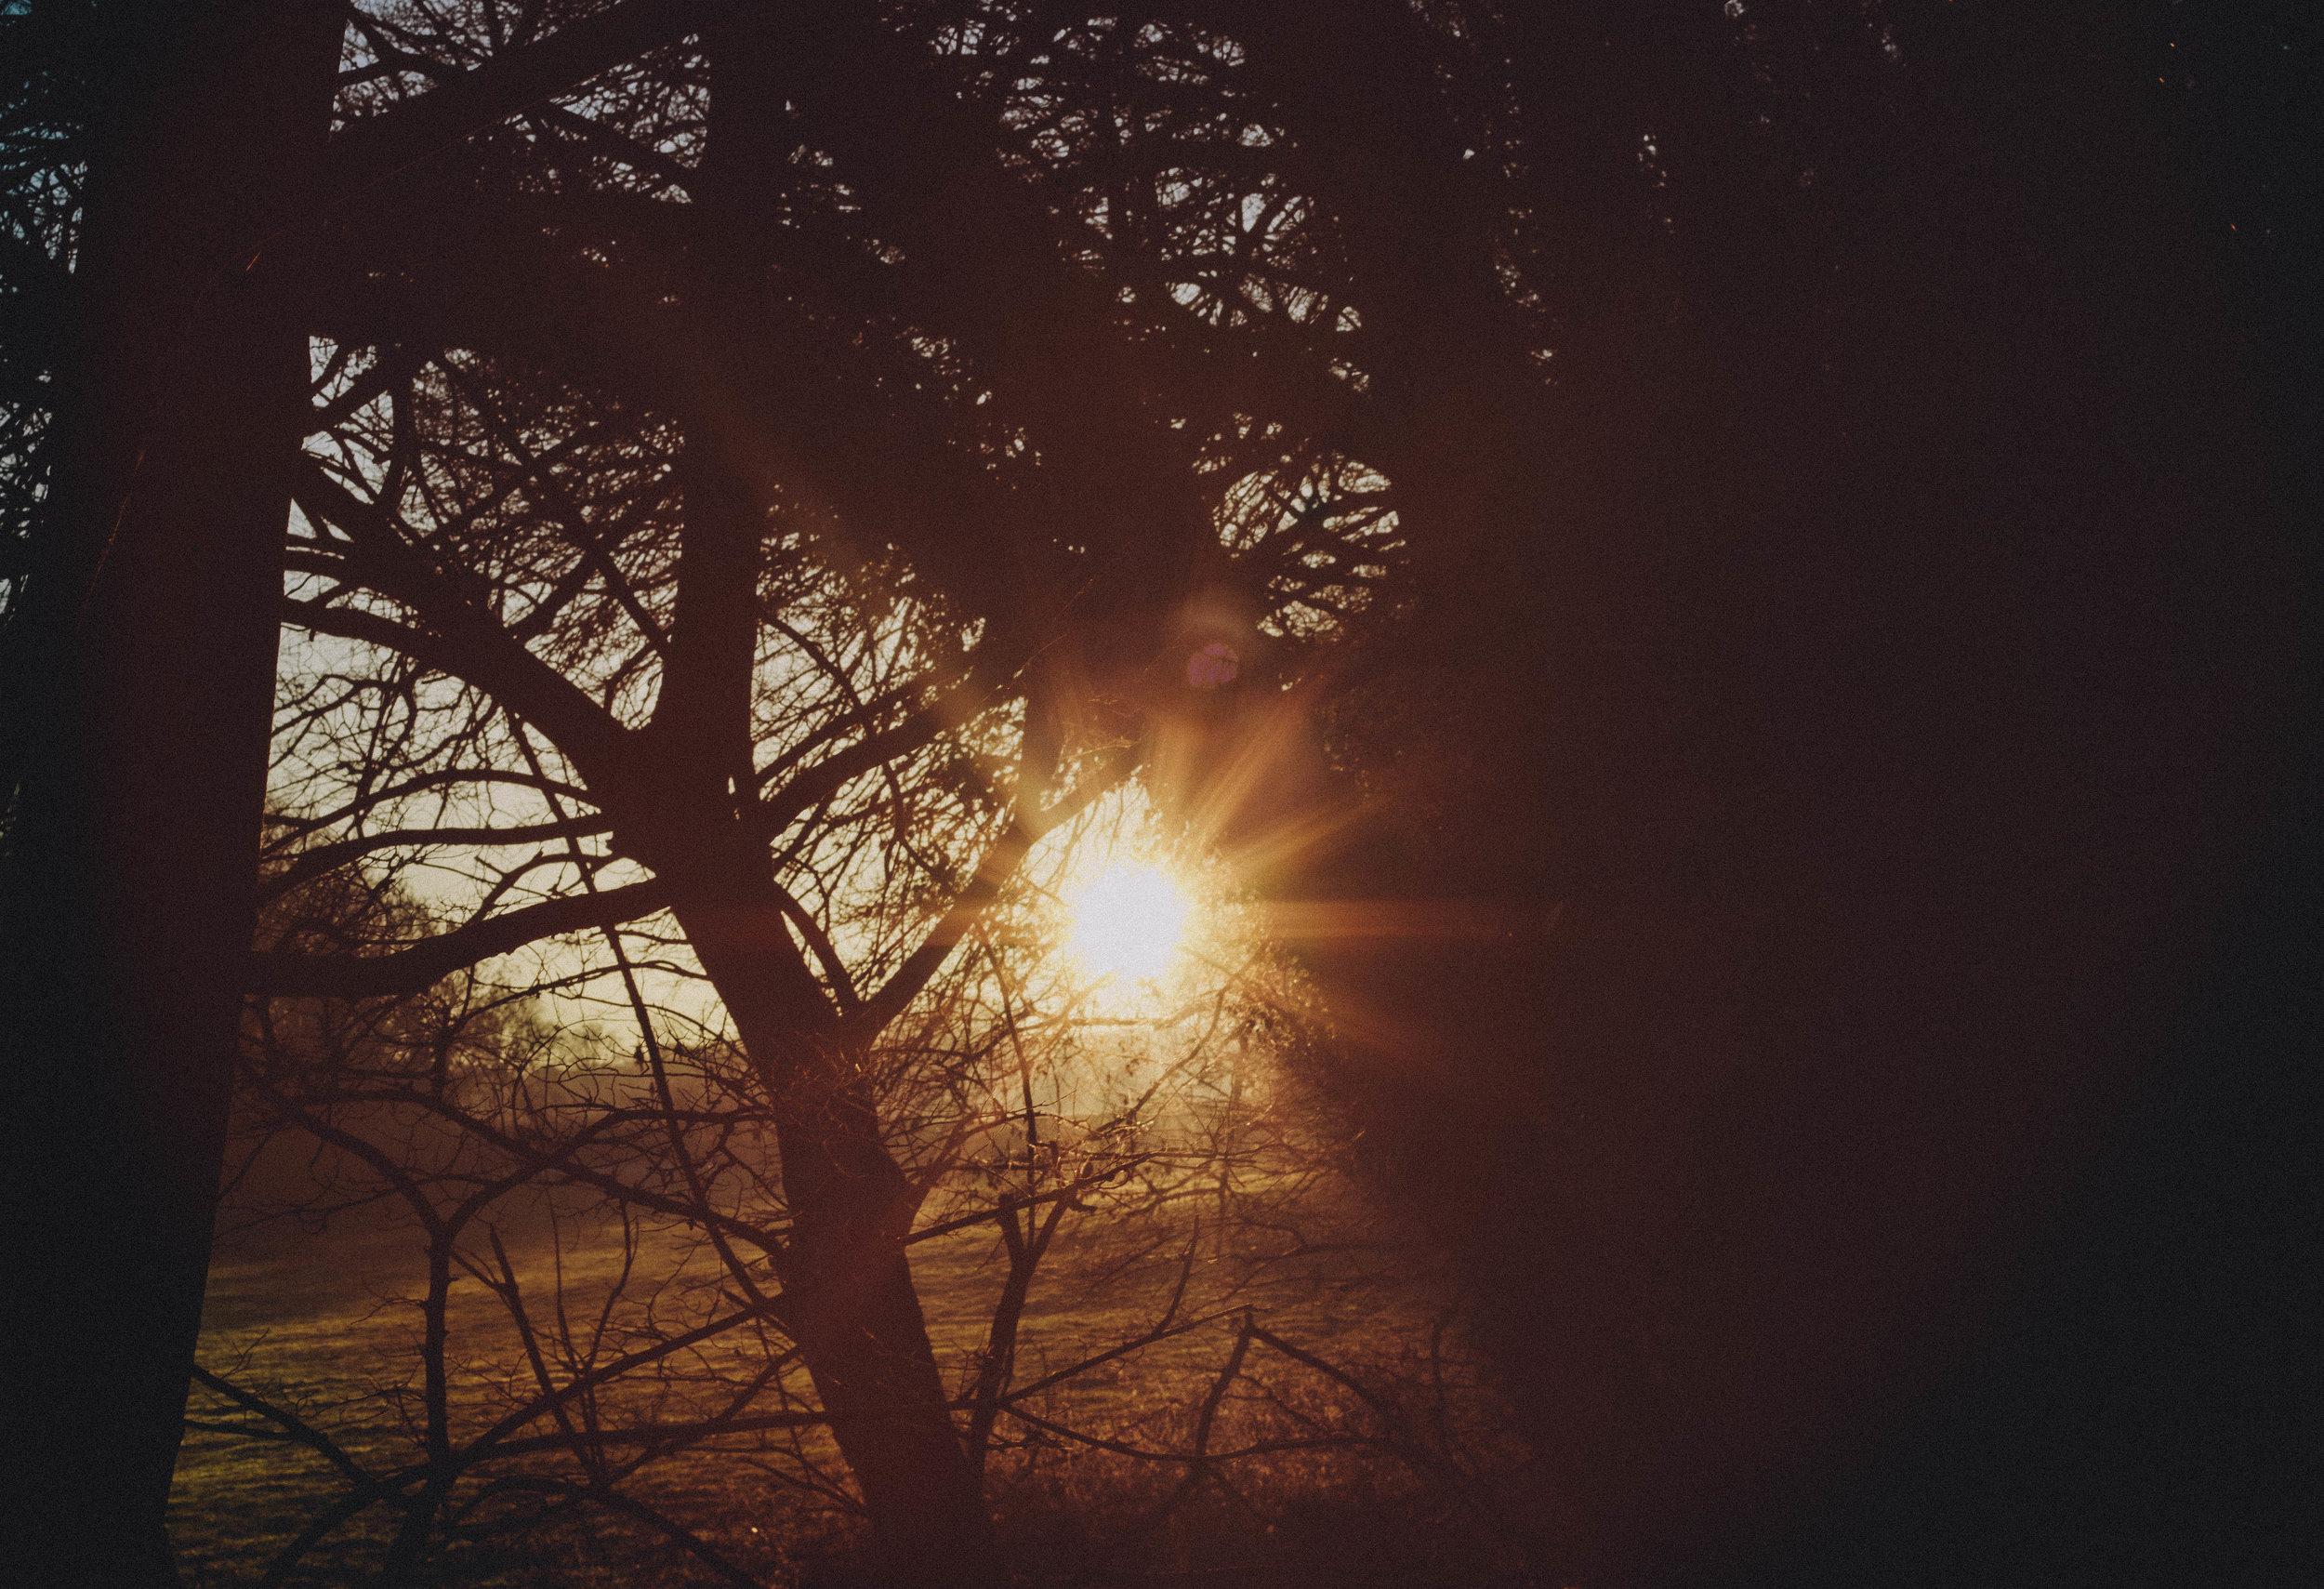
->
[195,807,1502,1585]
[4,6,344,1582]
[125,3,1397,1578]
[1240,5,2304,1582]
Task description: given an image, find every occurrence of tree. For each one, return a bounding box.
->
[3,7,345,1581]
[166,4,1412,1579]
[1245,4,2305,1582]
[194,798,1509,1585]
[0,2,1081,1577]
[0,3,1484,1574]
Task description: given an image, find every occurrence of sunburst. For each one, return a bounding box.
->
[1063,864,1189,984]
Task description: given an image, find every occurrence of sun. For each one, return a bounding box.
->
[1063,864,1190,984]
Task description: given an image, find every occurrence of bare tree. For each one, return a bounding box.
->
[6,6,1465,1578]
[197,798,1525,1585]
[211,5,1429,1574]
[3,7,796,1577]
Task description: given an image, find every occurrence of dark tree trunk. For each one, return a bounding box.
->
[674,888,1000,1587]
[647,23,1001,1552]
[777,1125,998,1585]
[0,4,340,1582]
[643,466,999,1583]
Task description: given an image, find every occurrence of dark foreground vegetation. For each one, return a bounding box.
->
[6,0,2314,1585]
[168,847,1530,1587]
[175,1167,1525,1587]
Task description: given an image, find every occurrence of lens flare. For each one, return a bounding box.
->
[1063,865,1188,983]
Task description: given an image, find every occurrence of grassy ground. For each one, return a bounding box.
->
[171,1179,1538,1587]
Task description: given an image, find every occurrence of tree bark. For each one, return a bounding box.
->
[0,4,340,1582]
[673,882,1001,1587]
[647,22,1001,1558]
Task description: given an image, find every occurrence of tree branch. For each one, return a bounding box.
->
[310,0,736,224]
[187,1366,372,1487]
[247,879,670,997]
[258,816,614,904]
[290,462,633,782]
[850,749,1132,1039]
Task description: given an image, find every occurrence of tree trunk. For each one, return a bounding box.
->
[670,883,1001,1586]
[0,5,339,1582]
[630,17,1003,1576]
[780,1131,1000,1586]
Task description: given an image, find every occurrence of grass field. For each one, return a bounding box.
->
[170,1172,1539,1588]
